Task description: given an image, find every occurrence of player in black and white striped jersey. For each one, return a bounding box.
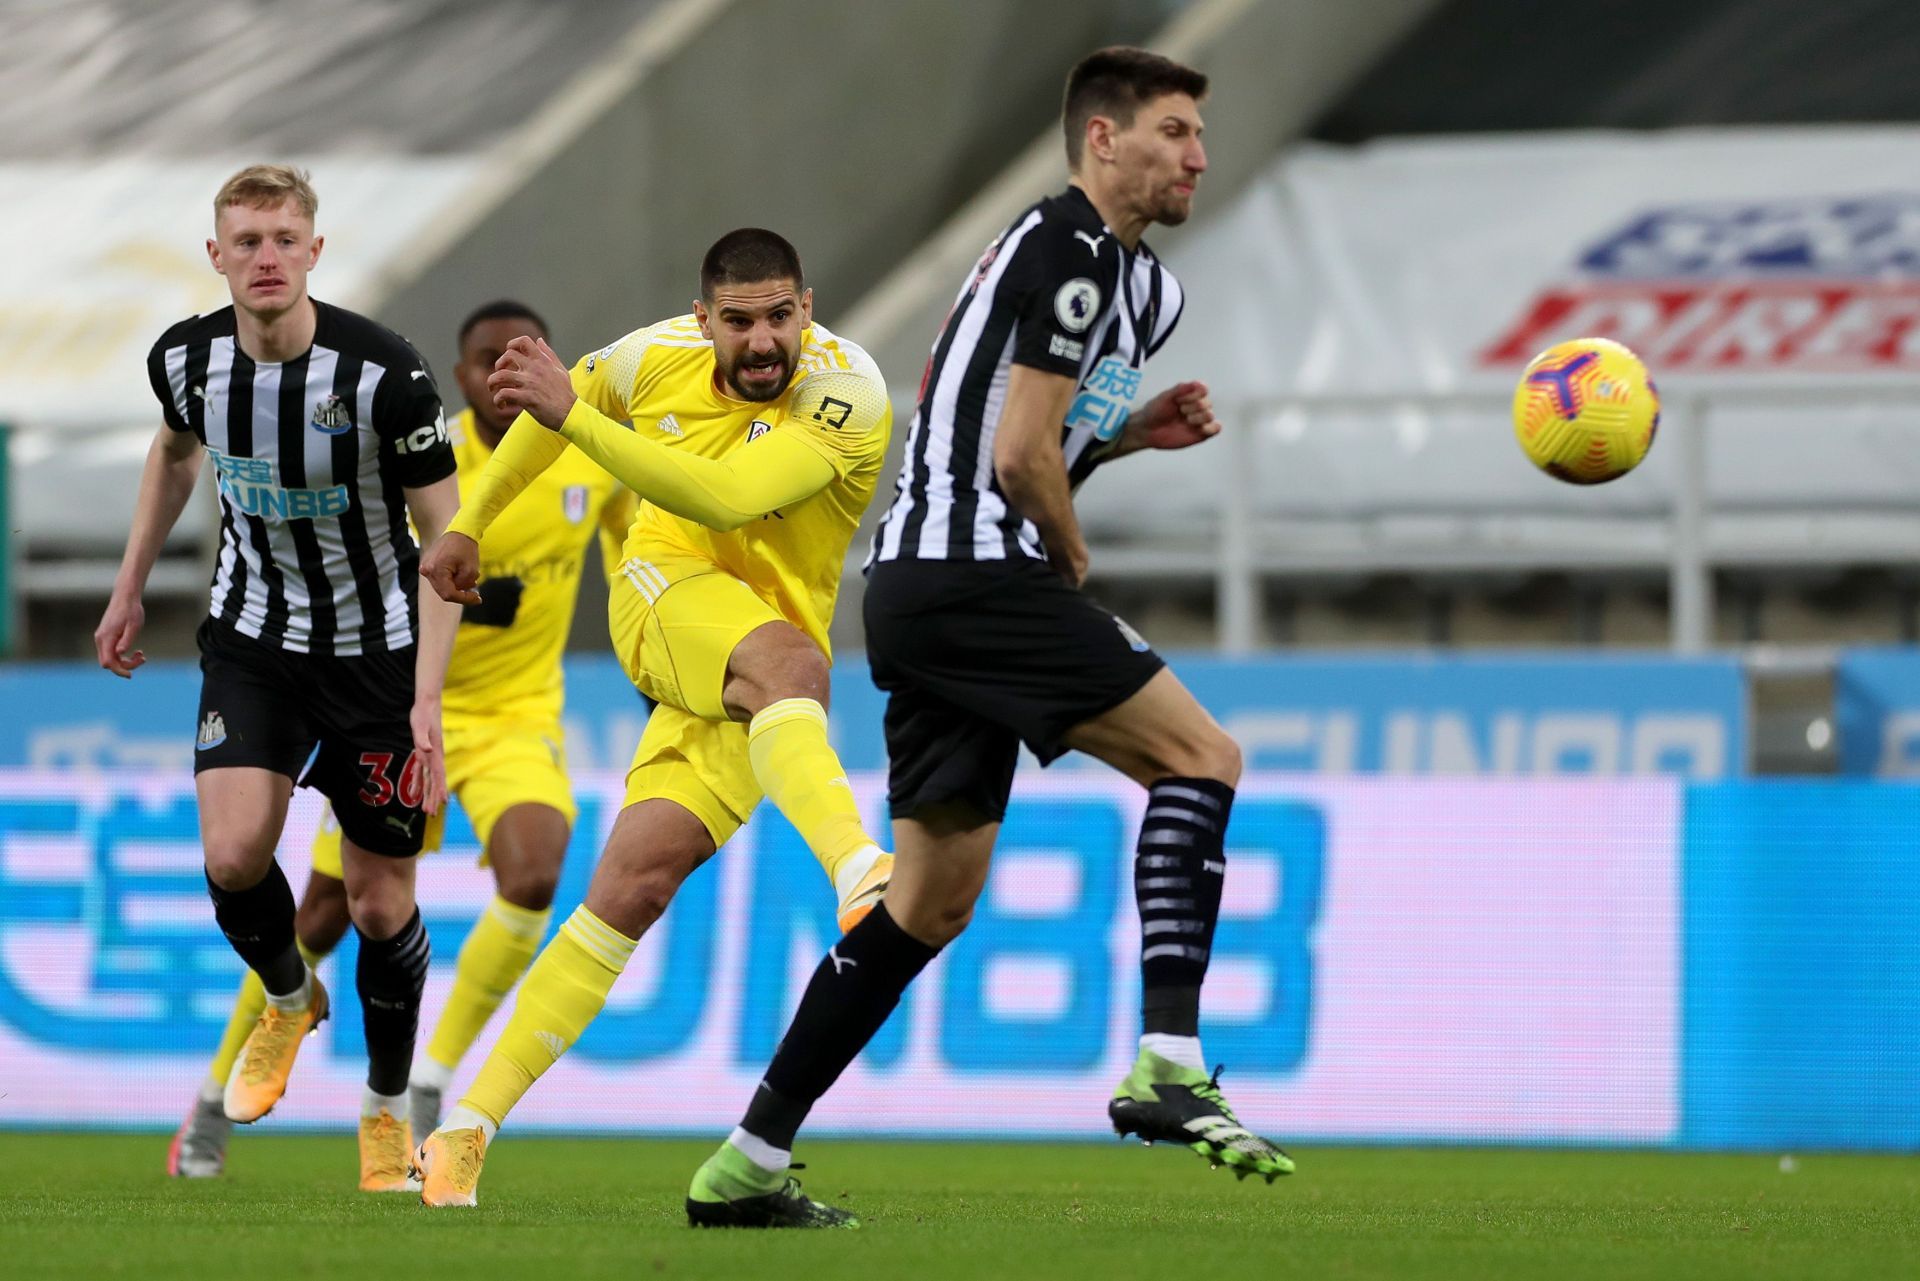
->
[94,165,463,1190]
[690,49,1286,1230]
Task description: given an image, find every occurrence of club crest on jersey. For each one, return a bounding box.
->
[562,484,588,524]
[311,394,353,435]
[1055,278,1100,333]
[747,419,773,443]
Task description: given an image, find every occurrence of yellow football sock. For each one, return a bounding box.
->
[208,939,325,1086]
[457,907,634,1128]
[424,895,552,1072]
[747,698,875,884]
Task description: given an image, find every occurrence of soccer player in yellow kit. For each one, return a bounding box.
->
[168,301,632,1187]
[411,229,893,1208]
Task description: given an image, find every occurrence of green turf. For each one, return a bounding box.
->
[4,1134,1918,1280]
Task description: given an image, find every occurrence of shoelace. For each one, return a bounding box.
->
[441,1131,487,1187]
[1190,1064,1241,1123]
[1191,1065,1284,1156]
[364,1113,409,1181]
[239,1009,302,1086]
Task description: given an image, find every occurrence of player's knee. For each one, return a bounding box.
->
[727,625,831,718]
[202,844,270,892]
[589,858,690,939]
[889,885,979,949]
[1146,726,1241,787]
[1193,728,1243,787]
[920,900,974,948]
[346,883,415,940]
[495,859,560,913]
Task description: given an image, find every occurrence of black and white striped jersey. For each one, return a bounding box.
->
[146,301,456,656]
[869,185,1184,565]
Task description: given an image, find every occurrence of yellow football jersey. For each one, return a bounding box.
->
[442,407,633,721]
[571,316,891,654]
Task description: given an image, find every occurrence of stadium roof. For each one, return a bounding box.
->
[0,0,655,157]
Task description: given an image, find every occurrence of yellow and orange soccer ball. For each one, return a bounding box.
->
[1511,338,1659,484]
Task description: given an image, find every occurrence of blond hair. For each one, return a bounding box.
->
[213,164,318,223]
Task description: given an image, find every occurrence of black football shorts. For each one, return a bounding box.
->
[863,556,1165,823]
[193,617,427,857]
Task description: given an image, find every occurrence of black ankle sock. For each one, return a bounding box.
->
[356,910,430,1096]
[1136,777,1234,1037]
[742,903,938,1151]
[205,861,306,996]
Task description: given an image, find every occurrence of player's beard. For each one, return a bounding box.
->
[722,343,798,402]
[1151,181,1195,227]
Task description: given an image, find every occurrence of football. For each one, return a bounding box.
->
[1511,337,1659,485]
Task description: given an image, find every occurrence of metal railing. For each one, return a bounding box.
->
[1085,383,1920,654]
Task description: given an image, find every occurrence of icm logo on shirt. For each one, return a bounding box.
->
[1483,194,1920,371]
[395,414,450,455]
[206,449,349,523]
[311,394,353,435]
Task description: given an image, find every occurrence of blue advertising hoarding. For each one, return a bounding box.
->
[3,767,1918,1149]
[1836,647,1920,777]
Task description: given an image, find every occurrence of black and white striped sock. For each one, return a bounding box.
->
[356,909,431,1097]
[1135,776,1234,1040]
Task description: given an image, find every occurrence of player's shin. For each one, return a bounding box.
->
[694,903,937,1201]
[358,910,431,1099]
[1134,776,1232,1067]
[205,860,307,997]
[446,907,634,1136]
[746,699,880,888]
[420,895,551,1088]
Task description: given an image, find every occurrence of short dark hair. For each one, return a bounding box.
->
[1062,47,1209,168]
[457,299,549,349]
[700,228,804,300]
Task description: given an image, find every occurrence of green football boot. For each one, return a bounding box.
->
[686,1141,860,1229]
[1109,1049,1295,1183]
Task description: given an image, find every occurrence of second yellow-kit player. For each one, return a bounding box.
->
[170,302,629,1188]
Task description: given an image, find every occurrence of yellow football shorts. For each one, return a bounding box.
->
[308,711,577,878]
[608,544,780,846]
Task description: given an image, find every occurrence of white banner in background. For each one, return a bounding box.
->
[1160,126,1920,399]
[0,157,481,429]
[0,770,1679,1143]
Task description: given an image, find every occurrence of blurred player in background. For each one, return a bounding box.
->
[410,228,892,1207]
[165,301,633,1182]
[686,48,1290,1229]
[95,165,463,1191]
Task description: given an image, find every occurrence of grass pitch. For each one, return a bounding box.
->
[4,1134,1917,1280]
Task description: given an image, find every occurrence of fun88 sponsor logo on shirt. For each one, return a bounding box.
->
[1482,195,1920,371]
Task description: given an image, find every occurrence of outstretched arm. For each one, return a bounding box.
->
[488,335,837,530]
[446,413,569,543]
[558,400,834,530]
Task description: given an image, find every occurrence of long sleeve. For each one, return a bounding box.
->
[446,412,570,541]
[556,398,835,532]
